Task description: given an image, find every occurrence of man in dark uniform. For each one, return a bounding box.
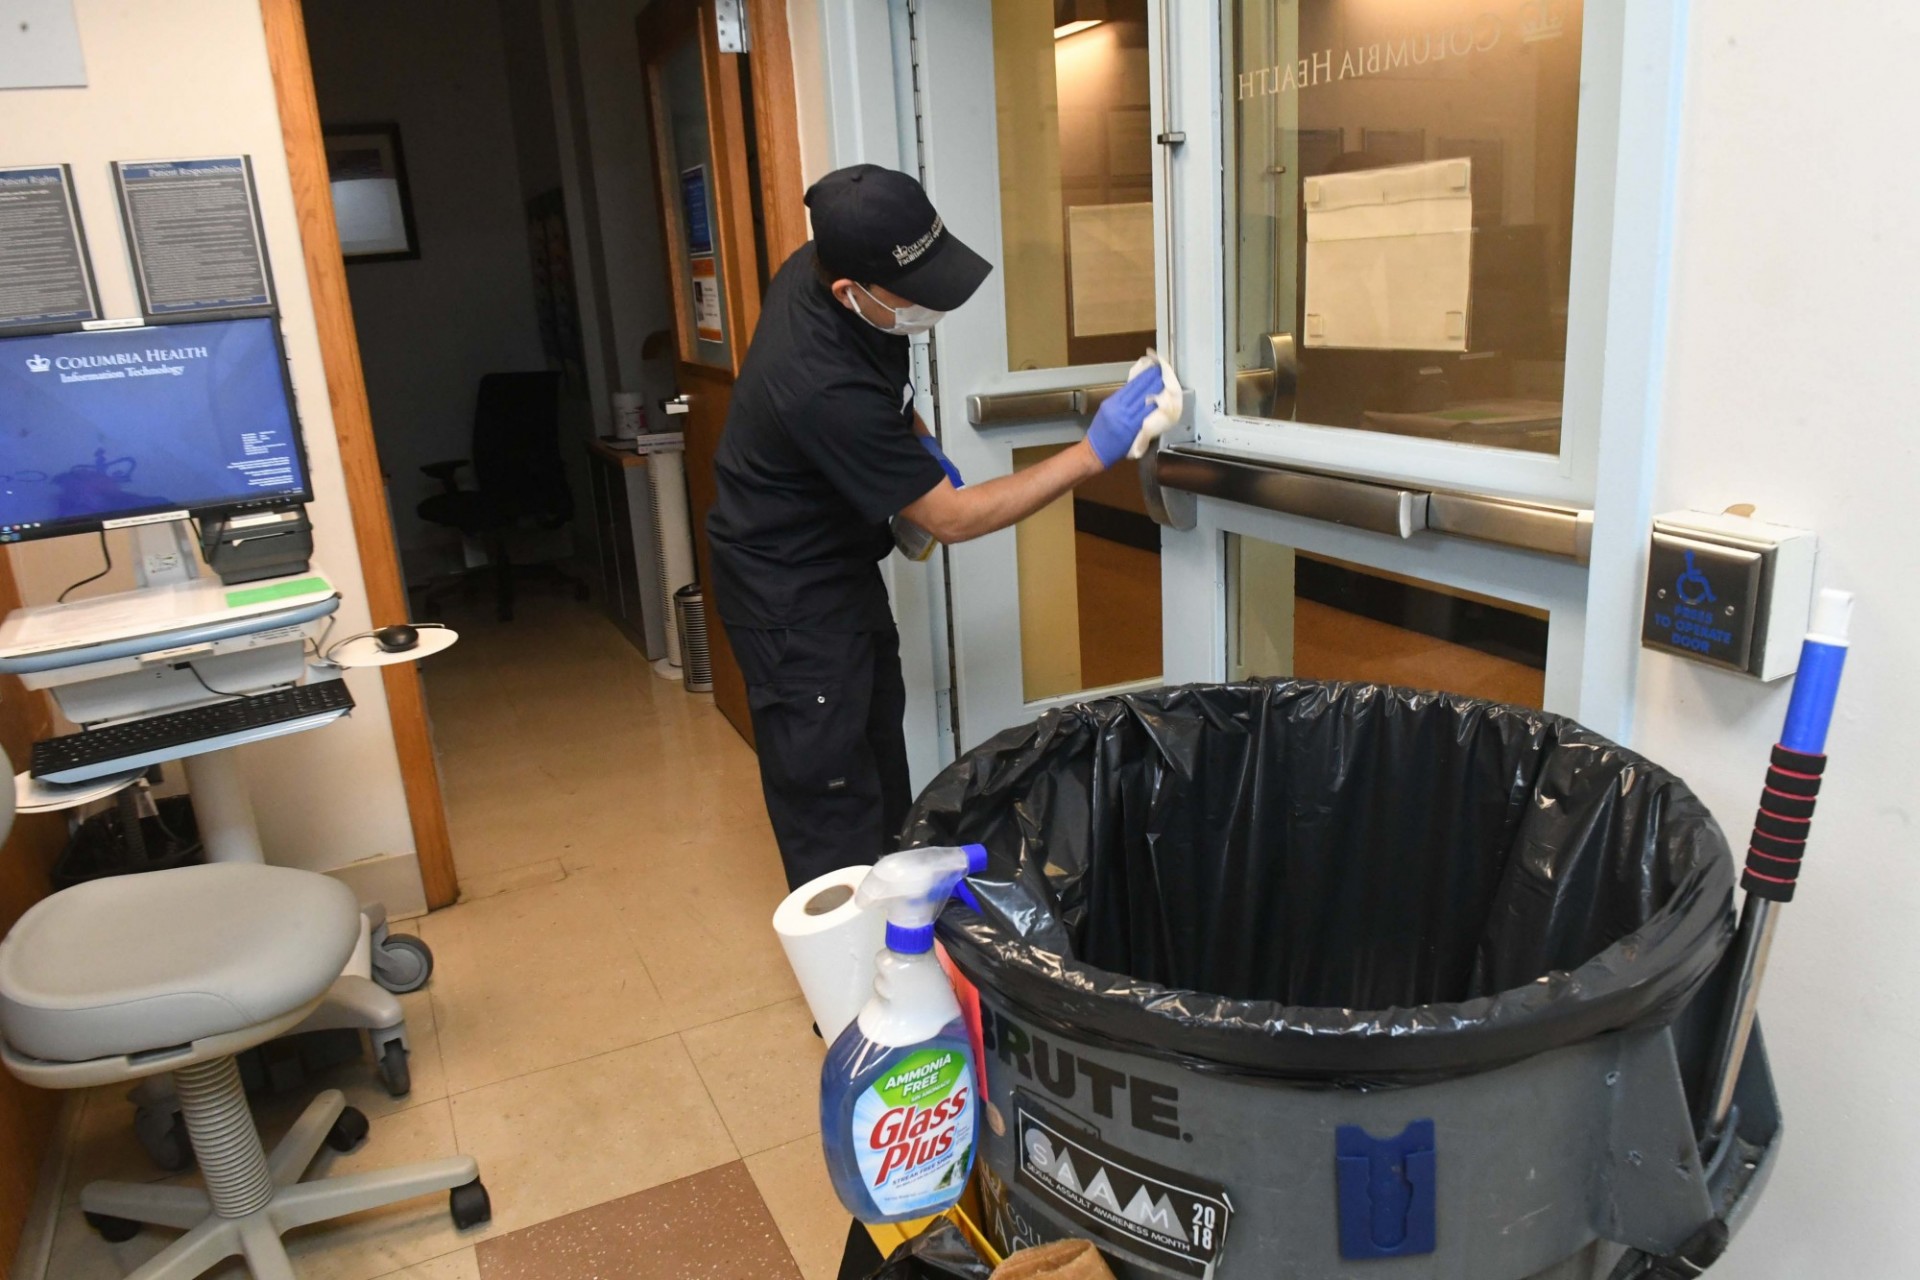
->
[707,165,1164,891]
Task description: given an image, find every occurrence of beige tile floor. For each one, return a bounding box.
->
[44,595,844,1280]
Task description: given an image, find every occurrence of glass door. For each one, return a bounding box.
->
[1214,0,1595,502]
[1147,0,1669,731]
[912,0,1171,749]
[912,0,1661,748]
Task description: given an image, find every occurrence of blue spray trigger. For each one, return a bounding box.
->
[860,846,982,945]
[941,846,988,919]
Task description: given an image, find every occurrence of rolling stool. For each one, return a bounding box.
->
[0,863,491,1279]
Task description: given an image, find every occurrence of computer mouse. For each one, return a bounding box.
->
[374,624,420,653]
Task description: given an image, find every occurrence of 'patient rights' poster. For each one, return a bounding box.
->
[0,165,101,332]
[112,157,275,318]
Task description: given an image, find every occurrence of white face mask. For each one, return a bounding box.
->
[846,282,947,336]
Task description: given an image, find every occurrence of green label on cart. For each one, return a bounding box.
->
[226,576,330,608]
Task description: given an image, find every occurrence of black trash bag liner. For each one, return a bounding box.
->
[866,1220,992,1280]
[907,681,1735,1083]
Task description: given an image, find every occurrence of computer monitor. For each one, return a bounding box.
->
[0,316,311,544]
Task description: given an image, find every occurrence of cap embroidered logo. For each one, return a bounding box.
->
[893,216,943,267]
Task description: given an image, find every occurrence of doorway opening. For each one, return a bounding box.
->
[299,0,784,892]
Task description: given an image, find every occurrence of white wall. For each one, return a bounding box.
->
[0,0,420,905]
[304,0,550,560]
[1635,1,1920,1273]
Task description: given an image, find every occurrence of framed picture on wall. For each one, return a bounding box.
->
[323,123,419,262]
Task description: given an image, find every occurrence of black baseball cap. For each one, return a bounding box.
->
[805,164,992,312]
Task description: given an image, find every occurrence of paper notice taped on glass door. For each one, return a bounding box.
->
[1067,202,1155,338]
[1302,158,1472,352]
[691,255,722,344]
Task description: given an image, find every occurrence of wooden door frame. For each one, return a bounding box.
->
[743,0,809,265]
[259,0,458,909]
[639,0,809,744]
[637,0,809,358]
[641,0,771,377]
[640,0,762,740]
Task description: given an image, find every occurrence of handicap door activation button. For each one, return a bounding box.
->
[1641,532,1763,672]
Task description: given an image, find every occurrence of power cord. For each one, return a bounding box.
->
[306,614,338,663]
[56,531,113,603]
[184,664,261,699]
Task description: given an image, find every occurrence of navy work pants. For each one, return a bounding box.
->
[726,624,913,891]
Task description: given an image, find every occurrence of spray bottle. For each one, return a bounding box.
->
[819,843,988,1223]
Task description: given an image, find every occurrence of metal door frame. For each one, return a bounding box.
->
[811,0,956,788]
[811,0,1688,760]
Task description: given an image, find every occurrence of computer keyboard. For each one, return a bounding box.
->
[31,681,355,783]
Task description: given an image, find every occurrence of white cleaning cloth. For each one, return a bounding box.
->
[1126,348,1184,460]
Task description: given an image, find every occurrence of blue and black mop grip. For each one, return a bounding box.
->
[1739,588,1850,903]
[1742,745,1827,902]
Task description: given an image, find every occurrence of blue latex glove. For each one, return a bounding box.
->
[1085,363,1166,468]
[919,433,964,488]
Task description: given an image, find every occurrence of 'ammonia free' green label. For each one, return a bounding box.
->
[876,1050,965,1107]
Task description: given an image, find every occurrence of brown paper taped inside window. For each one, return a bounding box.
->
[990,1240,1116,1280]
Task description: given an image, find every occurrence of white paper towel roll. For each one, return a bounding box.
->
[773,865,886,1045]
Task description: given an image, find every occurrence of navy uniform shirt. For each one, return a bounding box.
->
[707,244,945,632]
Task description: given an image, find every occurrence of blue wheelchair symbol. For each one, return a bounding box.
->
[1676,550,1716,607]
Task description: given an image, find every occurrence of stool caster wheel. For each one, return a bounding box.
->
[134,1104,194,1174]
[84,1212,140,1244]
[326,1105,370,1153]
[371,933,433,994]
[450,1178,492,1230]
[378,1041,411,1098]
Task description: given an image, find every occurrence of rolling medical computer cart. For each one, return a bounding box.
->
[0,314,441,1168]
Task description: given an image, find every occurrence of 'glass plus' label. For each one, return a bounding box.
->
[851,1048,975,1216]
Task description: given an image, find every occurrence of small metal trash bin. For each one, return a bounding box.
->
[674,583,713,693]
[906,681,1778,1280]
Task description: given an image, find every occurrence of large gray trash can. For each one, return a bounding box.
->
[905,681,1780,1280]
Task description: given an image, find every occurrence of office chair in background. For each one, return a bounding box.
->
[417,370,590,621]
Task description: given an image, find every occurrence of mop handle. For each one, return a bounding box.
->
[1700,589,1854,1141]
[1740,590,1852,902]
